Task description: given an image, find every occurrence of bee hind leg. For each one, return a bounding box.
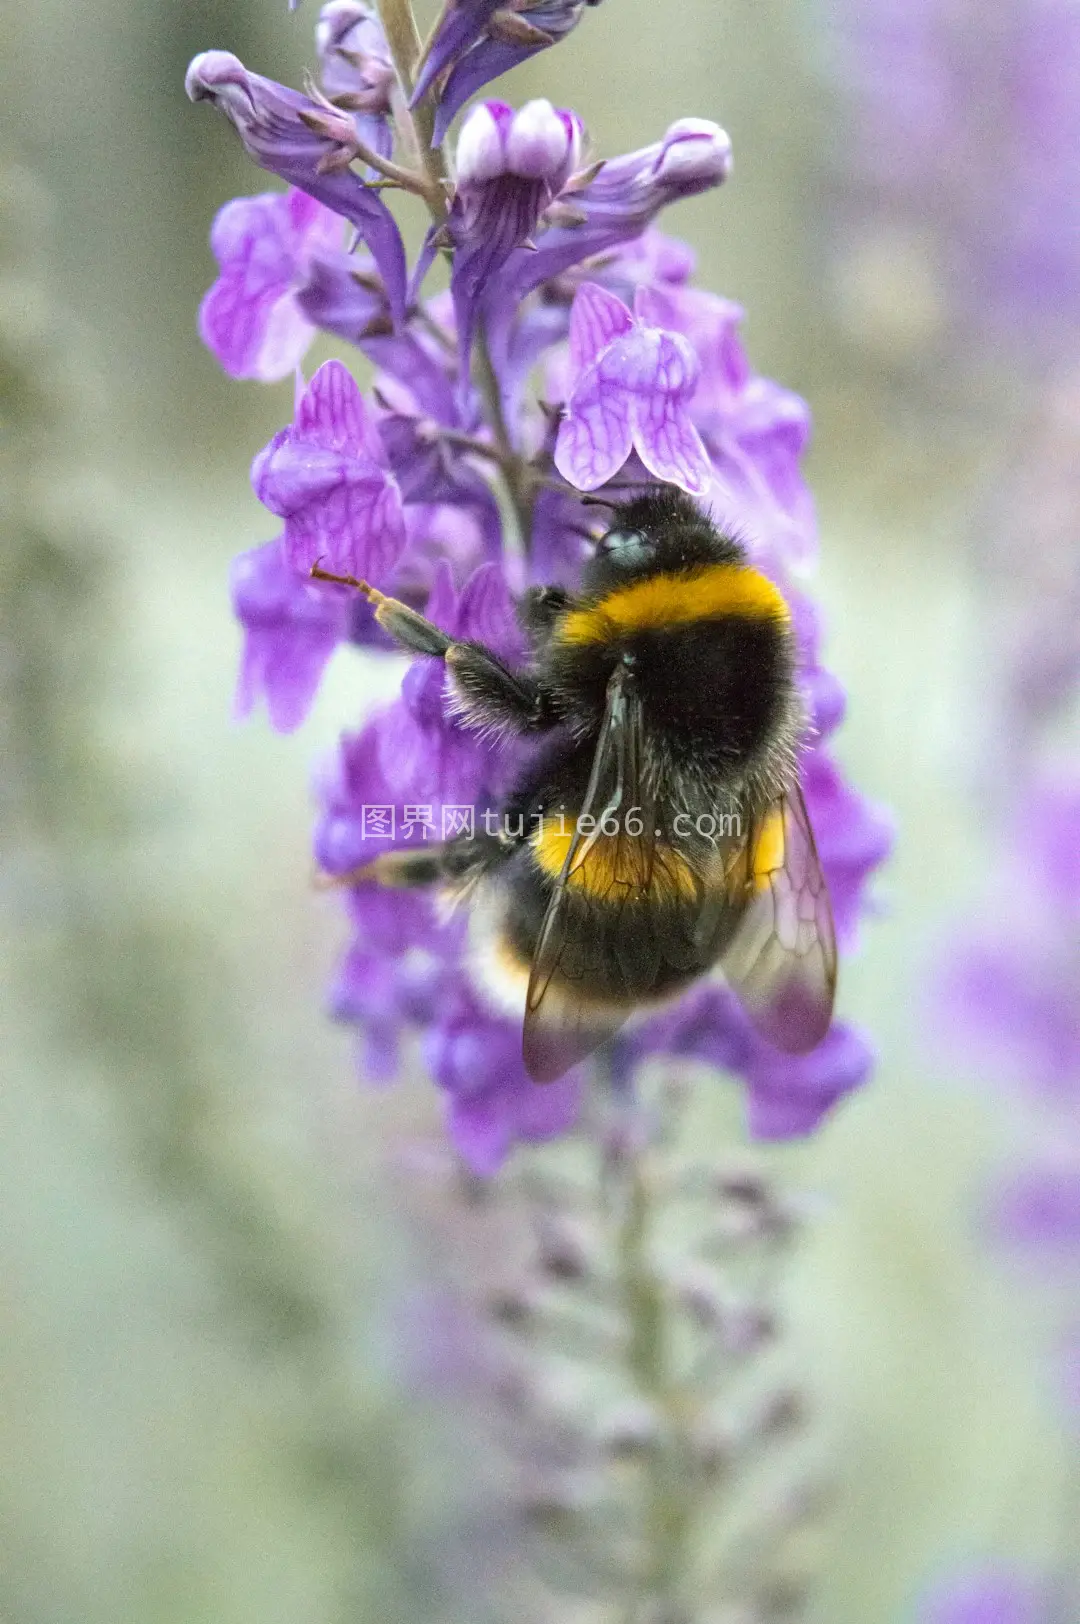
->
[317,835,506,892]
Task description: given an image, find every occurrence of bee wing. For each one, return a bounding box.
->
[720,783,837,1053]
[523,661,728,1082]
[523,661,645,1082]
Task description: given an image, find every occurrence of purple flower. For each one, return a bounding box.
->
[186,50,407,323]
[921,1569,1045,1624]
[199,188,343,380]
[799,747,894,949]
[293,248,392,344]
[375,559,525,806]
[252,358,406,579]
[447,98,583,369]
[743,1021,875,1139]
[231,536,350,731]
[554,281,711,494]
[315,0,395,167]
[414,0,602,145]
[630,985,874,1140]
[424,981,582,1176]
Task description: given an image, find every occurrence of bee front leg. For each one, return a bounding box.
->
[310,565,452,656]
[310,564,556,734]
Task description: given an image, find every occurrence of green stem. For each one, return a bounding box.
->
[473,322,534,551]
[613,1122,696,1622]
[374,0,535,555]
[374,0,450,222]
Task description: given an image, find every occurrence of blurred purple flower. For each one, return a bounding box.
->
[554,281,711,494]
[921,1569,1045,1624]
[199,188,343,380]
[231,536,350,731]
[315,0,395,166]
[186,50,407,322]
[829,0,1080,352]
[993,1163,1080,1264]
[252,358,406,579]
[424,981,582,1175]
[630,983,873,1140]
[939,777,1080,1103]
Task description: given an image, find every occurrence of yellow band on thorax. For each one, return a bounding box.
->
[557,563,790,647]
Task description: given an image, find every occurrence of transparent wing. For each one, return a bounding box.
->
[523,661,743,1082]
[523,661,644,1082]
[720,782,837,1053]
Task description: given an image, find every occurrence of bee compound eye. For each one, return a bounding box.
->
[598,528,650,561]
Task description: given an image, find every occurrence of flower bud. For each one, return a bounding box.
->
[655,118,733,190]
[186,50,252,112]
[455,101,512,186]
[456,98,582,189]
[504,99,581,182]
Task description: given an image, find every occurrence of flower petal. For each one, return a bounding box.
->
[630,377,711,495]
[568,280,634,371]
[230,537,348,731]
[553,361,633,490]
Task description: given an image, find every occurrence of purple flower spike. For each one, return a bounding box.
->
[315,1,395,168]
[415,0,601,145]
[186,50,407,324]
[554,282,711,494]
[231,537,350,732]
[448,98,583,371]
[252,358,406,579]
[199,188,343,381]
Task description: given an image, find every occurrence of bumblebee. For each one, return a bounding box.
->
[314,486,836,1082]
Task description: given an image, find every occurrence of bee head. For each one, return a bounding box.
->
[579,486,743,594]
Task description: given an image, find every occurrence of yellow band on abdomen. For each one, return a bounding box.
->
[532,821,701,902]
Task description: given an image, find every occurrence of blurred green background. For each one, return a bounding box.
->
[1,1,1067,1620]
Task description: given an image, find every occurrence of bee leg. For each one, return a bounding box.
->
[310,563,557,734]
[310,565,452,656]
[318,835,506,891]
[444,642,556,733]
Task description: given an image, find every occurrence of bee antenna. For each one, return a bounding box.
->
[578,493,616,508]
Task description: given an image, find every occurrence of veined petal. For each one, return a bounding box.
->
[630,381,711,495]
[296,357,383,460]
[199,189,342,380]
[284,466,406,577]
[568,280,634,370]
[553,361,633,489]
